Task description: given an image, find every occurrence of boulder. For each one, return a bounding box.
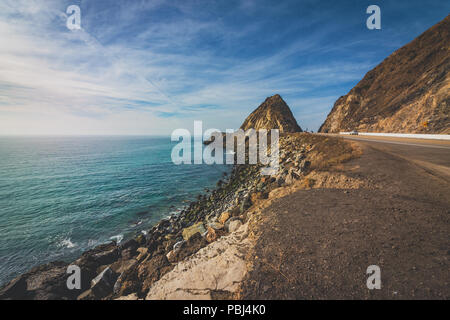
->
[228,220,243,233]
[146,221,252,300]
[114,267,140,297]
[166,250,177,263]
[1,261,73,300]
[173,240,185,252]
[110,258,138,276]
[73,243,119,291]
[120,248,136,260]
[0,242,121,300]
[182,222,206,241]
[90,267,118,298]
[119,238,138,252]
[119,239,139,260]
[136,247,148,261]
[166,233,208,263]
[208,221,224,230]
[92,247,119,266]
[0,275,28,300]
[225,217,242,233]
[218,211,231,225]
[205,227,217,243]
[138,254,173,294]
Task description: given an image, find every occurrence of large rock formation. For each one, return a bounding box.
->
[240,94,302,132]
[319,15,449,134]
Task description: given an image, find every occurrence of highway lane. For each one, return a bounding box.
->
[337,135,450,175]
[338,134,450,148]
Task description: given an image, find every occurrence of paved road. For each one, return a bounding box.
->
[339,135,450,179]
[241,136,450,299]
[338,134,450,148]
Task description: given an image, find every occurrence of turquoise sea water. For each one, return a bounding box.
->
[0,136,230,286]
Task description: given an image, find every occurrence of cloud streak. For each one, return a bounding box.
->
[0,0,447,134]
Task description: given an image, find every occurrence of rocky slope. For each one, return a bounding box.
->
[0,94,356,300]
[319,15,449,134]
[0,133,325,300]
[240,94,302,133]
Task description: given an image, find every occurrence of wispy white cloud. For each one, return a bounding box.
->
[0,0,387,135]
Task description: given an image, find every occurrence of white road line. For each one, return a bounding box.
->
[342,136,450,150]
[339,132,450,140]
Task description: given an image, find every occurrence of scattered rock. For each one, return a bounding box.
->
[182,222,206,241]
[8,261,73,300]
[136,247,148,261]
[90,267,118,298]
[208,221,224,230]
[72,242,120,292]
[167,233,209,263]
[166,250,177,263]
[218,211,231,225]
[225,217,242,233]
[146,223,251,300]
[205,227,217,243]
[173,240,185,252]
[119,238,138,253]
[228,220,243,233]
[110,258,138,276]
[112,258,140,297]
[88,243,120,266]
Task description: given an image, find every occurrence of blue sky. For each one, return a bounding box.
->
[0,0,448,135]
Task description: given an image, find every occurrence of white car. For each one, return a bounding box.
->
[349,130,359,135]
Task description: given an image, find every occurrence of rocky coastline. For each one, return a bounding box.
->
[0,93,361,300]
[0,131,359,300]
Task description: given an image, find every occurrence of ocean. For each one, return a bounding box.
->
[0,136,230,286]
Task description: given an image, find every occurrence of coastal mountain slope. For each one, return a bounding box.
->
[241,94,302,132]
[319,15,450,134]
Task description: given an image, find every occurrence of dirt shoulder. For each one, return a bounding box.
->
[140,133,362,300]
[240,140,450,299]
